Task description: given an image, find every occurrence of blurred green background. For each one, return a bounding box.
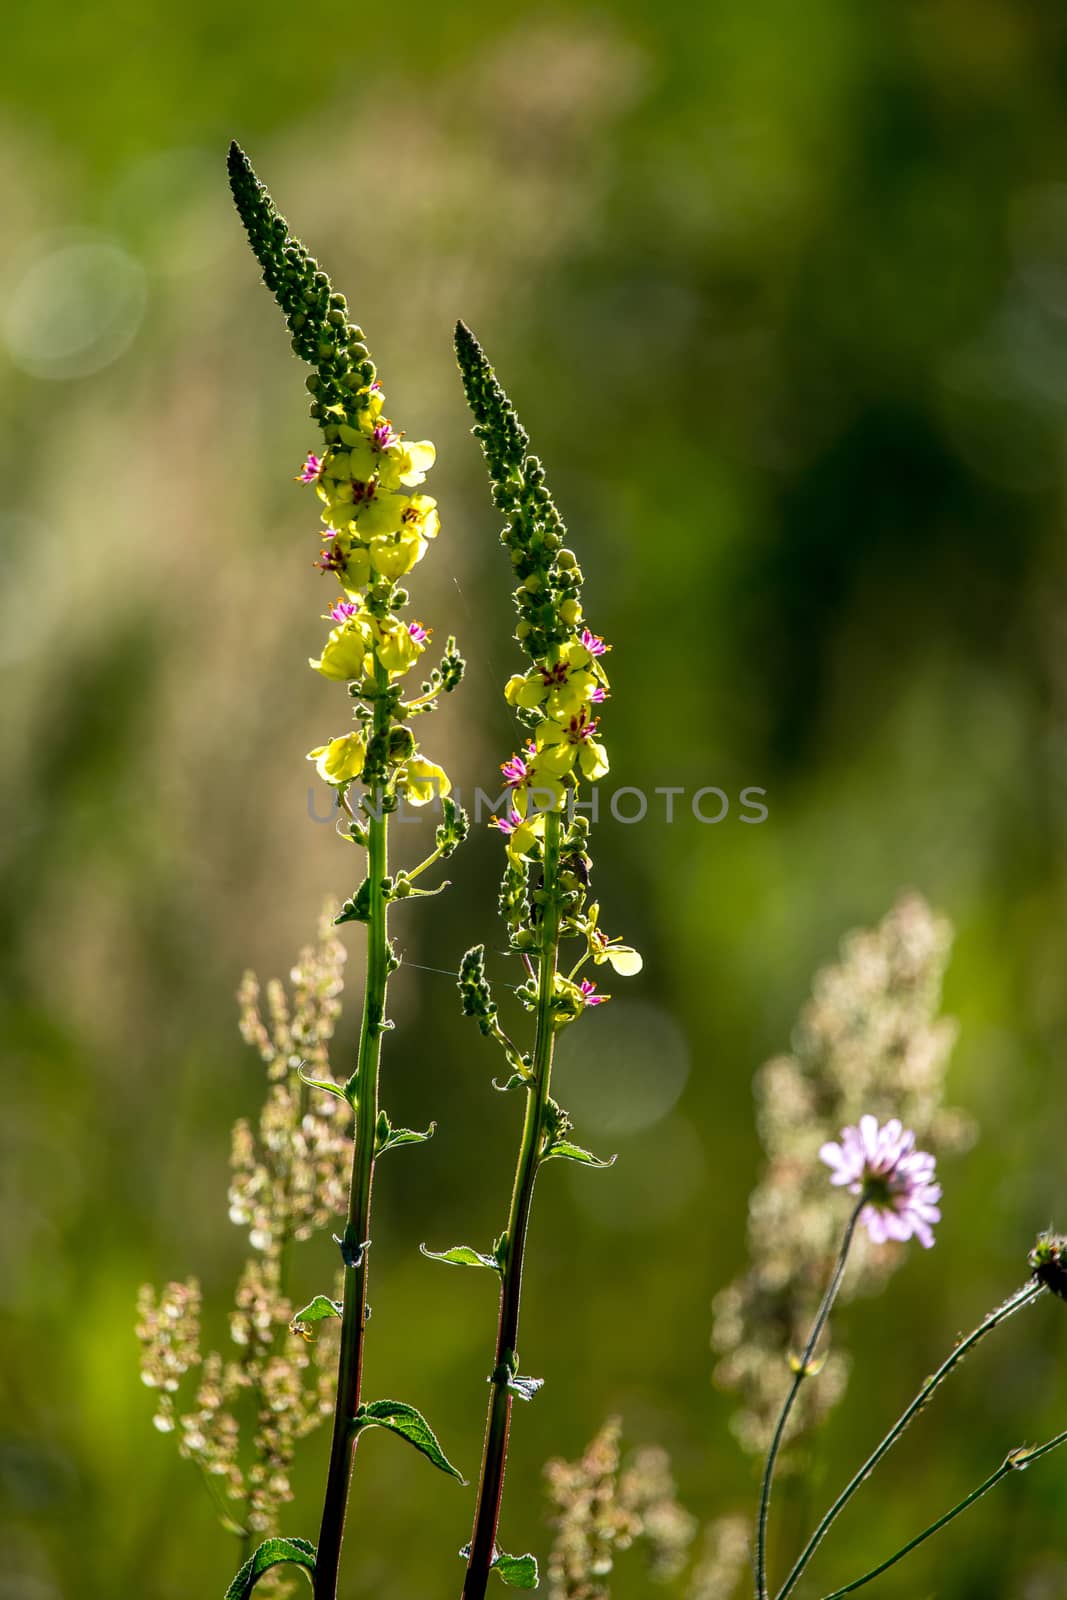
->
[3,1,1067,1595]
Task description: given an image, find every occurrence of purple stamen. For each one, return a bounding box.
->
[371,421,399,451]
[500,753,528,789]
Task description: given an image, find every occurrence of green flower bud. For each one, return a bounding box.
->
[1030,1233,1067,1300]
[387,726,416,761]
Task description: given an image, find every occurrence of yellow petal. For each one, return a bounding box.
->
[604,945,643,976]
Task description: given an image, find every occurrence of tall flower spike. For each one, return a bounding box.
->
[448,324,641,1600]
[227,147,467,1600]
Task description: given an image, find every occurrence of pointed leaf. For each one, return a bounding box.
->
[297,1061,347,1100]
[357,1399,466,1482]
[506,1374,544,1403]
[291,1295,342,1327]
[421,1243,501,1272]
[378,1121,437,1156]
[224,1536,316,1598]
[493,1551,539,1589]
[541,1141,616,1168]
[492,1072,532,1093]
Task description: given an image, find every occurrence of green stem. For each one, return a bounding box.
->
[314,680,392,1600]
[461,809,563,1600]
[756,1201,863,1600]
[775,1279,1046,1600]
[821,1427,1067,1597]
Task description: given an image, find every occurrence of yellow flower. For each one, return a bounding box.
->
[396,756,451,806]
[534,710,609,782]
[309,619,370,681]
[492,806,545,862]
[369,526,426,579]
[400,494,439,541]
[504,639,604,722]
[372,617,426,678]
[335,423,436,492]
[585,903,643,975]
[307,731,367,787]
[336,541,372,595]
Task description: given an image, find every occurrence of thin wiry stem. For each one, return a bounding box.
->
[821,1427,1067,1597]
[775,1279,1047,1600]
[756,1201,863,1600]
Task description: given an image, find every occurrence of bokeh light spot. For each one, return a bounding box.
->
[554,998,690,1137]
[4,235,146,380]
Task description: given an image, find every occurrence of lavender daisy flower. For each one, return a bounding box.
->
[820,1115,941,1249]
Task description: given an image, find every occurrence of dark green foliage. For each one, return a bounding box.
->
[224,1537,316,1598]
[355,1399,466,1482]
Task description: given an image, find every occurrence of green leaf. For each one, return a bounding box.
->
[420,1243,501,1272]
[224,1536,316,1598]
[377,1115,437,1155]
[291,1294,342,1326]
[356,1399,466,1482]
[492,1072,532,1093]
[297,1061,347,1100]
[541,1141,616,1168]
[493,1551,539,1589]
[506,1374,543,1403]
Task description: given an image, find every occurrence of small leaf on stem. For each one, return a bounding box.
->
[224,1535,316,1598]
[356,1399,466,1481]
[290,1294,342,1328]
[421,1243,502,1272]
[541,1141,616,1168]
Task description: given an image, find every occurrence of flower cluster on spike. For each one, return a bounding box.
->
[227,143,466,849]
[453,321,640,1018]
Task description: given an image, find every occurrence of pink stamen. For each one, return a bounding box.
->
[500,753,528,789]
[371,421,399,451]
[297,453,322,483]
[408,621,430,644]
[580,979,607,1006]
[330,600,359,622]
[580,628,608,656]
[490,808,524,836]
